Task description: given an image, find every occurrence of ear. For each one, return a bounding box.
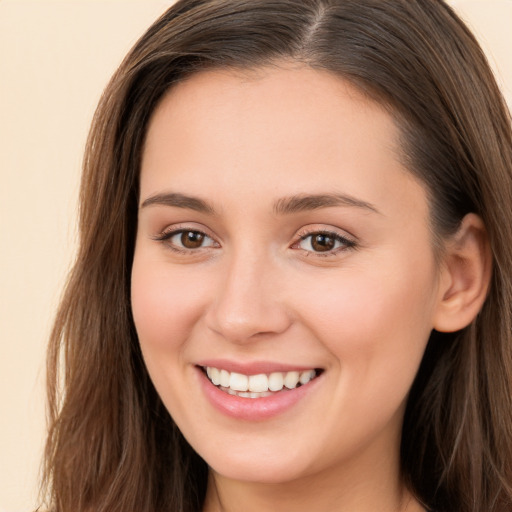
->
[433,213,492,333]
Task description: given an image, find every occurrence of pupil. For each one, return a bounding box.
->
[181,231,204,248]
[312,234,335,252]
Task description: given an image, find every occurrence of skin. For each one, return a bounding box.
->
[131,64,489,512]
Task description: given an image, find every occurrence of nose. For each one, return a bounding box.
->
[205,249,292,343]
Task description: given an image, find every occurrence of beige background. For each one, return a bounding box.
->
[0,1,510,510]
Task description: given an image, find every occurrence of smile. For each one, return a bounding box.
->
[203,366,320,398]
[197,363,324,420]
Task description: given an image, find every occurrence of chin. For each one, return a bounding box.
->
[194,436,321,485]
[209,458,308,484]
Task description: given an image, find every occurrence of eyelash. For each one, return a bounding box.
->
[153,225,218,254]
[153,226,357,256]
[294,229,357,256]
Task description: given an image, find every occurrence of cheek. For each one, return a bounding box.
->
[290,265,437,456]
[294,256,438,390]
[130,253,213,421]
[131,254,207,356]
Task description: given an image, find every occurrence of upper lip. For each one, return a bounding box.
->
[196,359,321,375]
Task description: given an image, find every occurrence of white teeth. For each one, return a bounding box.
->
[284,371,300,389]
[220,369,230,388]
[229,372,249,391]
[205,366,318,395]
[268,372,284,391]
[219,387,274,399]
[299,369,316,385]
[248,373,268,393]
[209,367,221,386]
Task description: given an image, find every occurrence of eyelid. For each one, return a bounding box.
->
[291,226,358,255]
[151,223,357,256]
[152,223,221,252]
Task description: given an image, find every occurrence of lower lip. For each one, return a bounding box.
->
[196,368,322,421]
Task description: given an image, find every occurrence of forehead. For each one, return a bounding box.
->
[146,64,394,146]
[140,64,426,222]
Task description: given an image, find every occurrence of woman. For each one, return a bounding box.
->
[42,1,512,511]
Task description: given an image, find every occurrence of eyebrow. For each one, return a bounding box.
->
[140,192,216,214]
[140,191,379,216]
[273,193,380,215]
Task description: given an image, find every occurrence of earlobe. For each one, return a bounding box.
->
[433,213,492,333]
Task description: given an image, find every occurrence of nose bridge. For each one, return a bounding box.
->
[206,243,290,342]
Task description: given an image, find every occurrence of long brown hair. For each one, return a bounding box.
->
[42,1,512,511]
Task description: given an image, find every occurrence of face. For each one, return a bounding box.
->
[131,65,443,486]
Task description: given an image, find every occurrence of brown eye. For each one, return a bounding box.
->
[160,229,217,251]
[296,231,355,254]
[181,231,205,249]
[310,234,336,252]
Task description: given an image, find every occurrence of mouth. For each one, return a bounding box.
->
[200,366,323,399]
